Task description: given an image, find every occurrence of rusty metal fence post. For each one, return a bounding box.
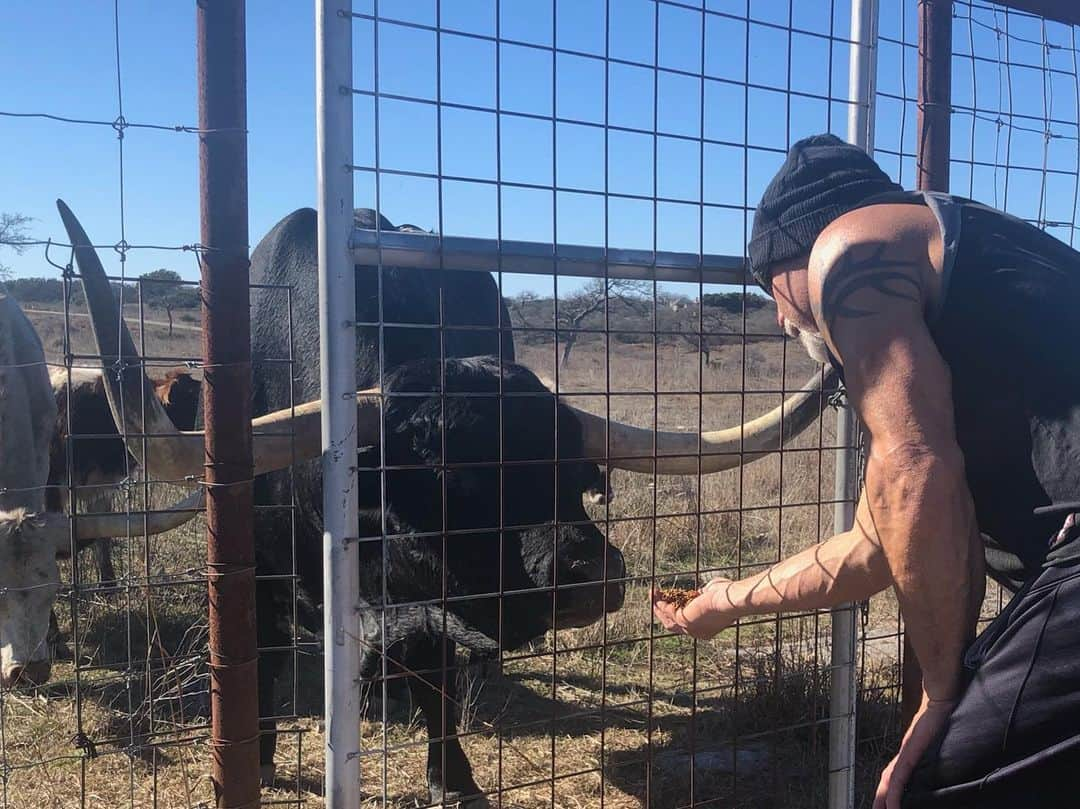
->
[197,1,261,806]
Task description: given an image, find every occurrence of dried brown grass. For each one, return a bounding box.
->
[0,313,917,808]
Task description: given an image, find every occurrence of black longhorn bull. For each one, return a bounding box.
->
[60,202,832,806]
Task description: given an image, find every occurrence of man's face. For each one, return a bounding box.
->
[768,257,831,365]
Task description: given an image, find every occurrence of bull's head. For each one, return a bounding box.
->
[0,494,202,688]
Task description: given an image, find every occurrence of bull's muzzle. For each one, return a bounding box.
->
[554,546,627,629]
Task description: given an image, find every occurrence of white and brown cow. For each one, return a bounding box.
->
[0,292,202,688]
[47,366,202,586]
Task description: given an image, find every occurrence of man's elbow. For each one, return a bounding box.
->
[875,432,961,465]
[870,438,968,492]
[862,542,894,594]
[842,530,893,598]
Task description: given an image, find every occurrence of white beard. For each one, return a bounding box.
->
[783,320,831,365]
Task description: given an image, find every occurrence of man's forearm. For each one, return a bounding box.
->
[721,527,892,617]
[867,447,983,701]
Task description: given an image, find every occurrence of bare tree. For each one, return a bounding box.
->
[0,213,33,279]
[506,290,539,329]
[558,278,649,369]
[139,269,199,336]
[672,304,730,365]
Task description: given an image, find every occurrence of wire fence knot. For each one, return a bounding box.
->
[72,732,98,759]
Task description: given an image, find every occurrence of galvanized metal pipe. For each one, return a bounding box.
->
[316,1,361,807]
[828,2,879,807]
[904,0,953,728]
[196,1,260,806]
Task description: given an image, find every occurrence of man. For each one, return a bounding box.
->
[653,133,1080,808]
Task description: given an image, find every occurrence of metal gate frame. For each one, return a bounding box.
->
[314,2,880,806]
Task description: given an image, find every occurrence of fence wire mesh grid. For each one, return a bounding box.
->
[0,1,1078,808]
[0,2,314,808]
[348,1,867,807]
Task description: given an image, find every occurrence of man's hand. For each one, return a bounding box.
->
[651,578,737,640]
[874,693,956,809]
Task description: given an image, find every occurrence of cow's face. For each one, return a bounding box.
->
[516,518,626,631]
[0,511,65,688]
[509,453,626,632]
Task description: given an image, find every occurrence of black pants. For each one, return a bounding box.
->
[903,556,1080,807]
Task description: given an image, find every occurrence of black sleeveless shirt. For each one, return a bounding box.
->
[831,190,1080,591]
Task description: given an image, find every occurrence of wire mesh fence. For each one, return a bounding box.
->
[1,0,1079,807]
[340,1,872,807]
[0,4,315,809]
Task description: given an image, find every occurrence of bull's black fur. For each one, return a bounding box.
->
[249,209,624,803]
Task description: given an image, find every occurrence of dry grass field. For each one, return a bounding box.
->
[0,301,1009,808]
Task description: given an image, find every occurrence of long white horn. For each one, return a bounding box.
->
[570,366,837,474]
[56,199,383,480]
[40,489,206,541]
[55,390,382,481]
[56,199,202,478]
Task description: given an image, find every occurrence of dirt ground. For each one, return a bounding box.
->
[0,306,1008,808]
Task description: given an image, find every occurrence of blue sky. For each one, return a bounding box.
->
[2,1,1077,298]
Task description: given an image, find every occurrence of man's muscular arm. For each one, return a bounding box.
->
[730,492,891,613]
[811,236,984,700]
[654,490,892,639]
[811,231,984,809]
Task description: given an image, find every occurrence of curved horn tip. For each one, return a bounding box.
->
[56,198,75,223]
[55,200,91,246]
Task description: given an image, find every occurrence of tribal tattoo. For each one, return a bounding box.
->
[819,243,925,337]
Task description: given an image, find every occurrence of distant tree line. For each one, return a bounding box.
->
[7,271,198,307]
[507,286,777,367]
[701,291,770,314]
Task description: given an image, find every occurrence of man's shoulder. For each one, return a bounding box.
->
[815,201,940,260]
[807,205,939,347]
